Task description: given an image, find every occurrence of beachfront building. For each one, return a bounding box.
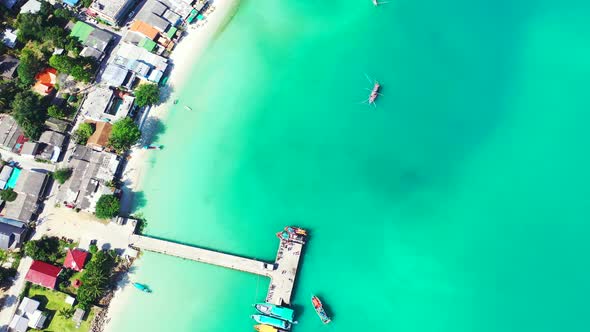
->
[63,249,89,271]
[25,260,61,289]
[88,0,137,26]
[4,169,48,221]
[0,114,25,152]
[69,21,114,60]
[80,86,135,122]
[0,217,27,250]
[115,42,169,83]
[56,145,120,213]
[14,297,47,330]
[0,55,19,80]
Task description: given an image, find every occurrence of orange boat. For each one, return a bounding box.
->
[254,324,287,332]
[312,295,332,324]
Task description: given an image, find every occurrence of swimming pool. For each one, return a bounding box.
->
[6,167,21,189]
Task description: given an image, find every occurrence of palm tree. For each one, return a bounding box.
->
[58,308,75,319]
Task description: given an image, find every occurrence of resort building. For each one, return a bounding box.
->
[4,169,48,221]
[32,68,58,96]
[19,0,41,14]
[14,297,47,330]
[101,63,133,88]
[1,28,18,49]
[0,217,27,250]
[0,54,19,80]
[69,21,114,60]
[80,86,135,122]
[85,120,112,151]
[63,249,89,271]
[115,42,169,83]
[0,114,25,152]
[25,260,61,289]
[57,145,120,213]
[88,0,137,26]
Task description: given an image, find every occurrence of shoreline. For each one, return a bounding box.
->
[100,1,241,331]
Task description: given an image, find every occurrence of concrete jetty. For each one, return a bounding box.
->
[128,228,306,305]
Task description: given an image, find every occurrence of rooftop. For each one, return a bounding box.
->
[90,0,136,24]
[0,114,24,152]
[0,218,26,250]
[1,28,18,49]
[32,68,58,96]
[25,260,61,289]
[0,54,19,79]
[20,0,41,14]
[86,120,112,150]
[101,64,130,88]
[5,169,48,221]
[130,20,160,40]
[80,86,115,121]
[18,297,40,316]
[63,249,89,271]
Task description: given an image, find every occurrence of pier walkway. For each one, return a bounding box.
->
[128,229,305,305]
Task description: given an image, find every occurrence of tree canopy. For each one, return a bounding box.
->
[24,236,61,263]
[49,55,95,83]
[108,117,141,153]
[95,195,120,219]
[73,122,95,145]
[0,188,17,202]
[17,49,43,88]
[77,250,116,309]
[52,168,72,184]
[134,84,161,107]
[47,105,67,119]
[11,91,46,140]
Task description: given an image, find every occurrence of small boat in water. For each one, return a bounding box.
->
[184,105,192,111]
[251,315,291,330]
[368,81,381,105]
[133,282,151,293]
[254,324,288,332]
[311,295,331,324]
[276,226,307,244]
[254,303,295,323]
[142,144,162,150]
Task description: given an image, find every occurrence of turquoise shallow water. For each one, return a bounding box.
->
[109,0,590,331]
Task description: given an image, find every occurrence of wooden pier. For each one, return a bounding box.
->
[128,229,305,305]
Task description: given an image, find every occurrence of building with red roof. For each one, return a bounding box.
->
[25,260,61,289]
[63,249,89,271]
[32,68,57,96]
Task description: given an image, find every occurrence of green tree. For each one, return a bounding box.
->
[77,250,116,309]
[0,188,17,202]
[17,49,42,88]
[108,117,141,152]
[47,105,66,119]
[134,83,160,107]
[11,91,46,140]
[15,14,44,42]
[95,195,120,219]
[23,236,61,262]
[52,168,72,184]
[73,122,95,144]
[58,307,75,319]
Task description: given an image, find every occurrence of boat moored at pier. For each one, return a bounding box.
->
[276,226,307,244]
[254,303,295,322]
[254,324,288,332]
[251,315,291,330]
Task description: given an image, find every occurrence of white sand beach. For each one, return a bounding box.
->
[104,1,241,330]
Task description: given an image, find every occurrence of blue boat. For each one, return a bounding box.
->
[251,315,291,330]
[133,282,152,293]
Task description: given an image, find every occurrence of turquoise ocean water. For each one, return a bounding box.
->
[109,0,590,331]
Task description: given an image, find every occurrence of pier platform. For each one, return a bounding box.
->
[128,228,306,305]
